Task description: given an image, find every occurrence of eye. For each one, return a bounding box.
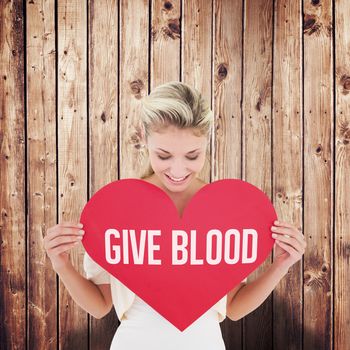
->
[157,155,199,161]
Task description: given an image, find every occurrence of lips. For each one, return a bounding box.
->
[165,173,191,184]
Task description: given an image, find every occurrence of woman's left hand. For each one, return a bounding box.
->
[271,220,307,271]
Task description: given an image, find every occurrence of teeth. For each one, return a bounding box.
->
[167,174,188,182]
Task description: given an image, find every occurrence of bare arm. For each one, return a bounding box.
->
[227,220,307,321]
[227,262,288,321]
[56,261,112,319]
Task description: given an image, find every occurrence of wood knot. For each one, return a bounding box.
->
[101,112,106,123]
[164,1,173,10]
[303,14,320,35]
[304,269,328,290]
[326,23,333,36]
[256,97,262,111]
[340,74,350,95]
[161,19,180,39]
[129,79,144,99]
[217,63,228,81]
[67,173,75,187]
[130,124,144,150]
[311,0,320,6]
[339,120,350,144]
[168,20,180,34]
[315,144,322,154]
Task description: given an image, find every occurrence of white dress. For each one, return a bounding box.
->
[110,294,226,350]
[83,251,237,350]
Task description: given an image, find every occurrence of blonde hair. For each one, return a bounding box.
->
[131,81,214,179]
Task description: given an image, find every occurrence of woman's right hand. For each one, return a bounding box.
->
[44,222,85,272]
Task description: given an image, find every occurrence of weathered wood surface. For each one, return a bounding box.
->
[0,0,349,349]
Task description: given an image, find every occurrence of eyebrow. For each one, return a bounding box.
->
[156,148,200,154]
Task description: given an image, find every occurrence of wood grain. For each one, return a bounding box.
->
[213,1,244,349]
[0,1,25,349]
[244,1,274,349]
[26,0,57,348]
[88,0,119,348]
[57,0,88,348]
[119,0,149,181]
[182,0,212,183]
[303,0,333,349]
[0,0,349,349]
[334,1,350,349]
[151,0,181,88]
[273,2,303,350]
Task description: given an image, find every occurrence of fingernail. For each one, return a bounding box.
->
[272,233,277,237]
[78,223,84,228]
[77,236,83,240]
[274,220,279,224]
[78,229,85,235]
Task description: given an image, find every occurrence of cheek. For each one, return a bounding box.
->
[193,155,206,172]
[149,155,167,172]
[190,152,206,167]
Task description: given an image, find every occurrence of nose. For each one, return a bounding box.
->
[168,158,190,177]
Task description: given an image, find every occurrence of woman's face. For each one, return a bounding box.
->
[145,125,208,193]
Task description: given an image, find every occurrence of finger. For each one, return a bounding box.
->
[276,241,302,260]
[274,221,299,230]
[276,241,297,258]
[46,235,83,250]
[271,226,305,247]
[49,241,80,254]
[273,234,304,252]
[60,221,84,228]
[275,240,302,259]
[46,226,85,240]
[47,222,83,235]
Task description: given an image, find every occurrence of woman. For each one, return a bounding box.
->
[44,81,306,349]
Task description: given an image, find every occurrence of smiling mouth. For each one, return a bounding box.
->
[165,173,191,183]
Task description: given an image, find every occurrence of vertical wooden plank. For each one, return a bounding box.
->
[182,0,213,183]
[0,1,26,349]
[243,1,273,348]
[273,1,303,349]
[213,0,244,349]
[26,0,57,348]
[303,0,333,349]
[57,0,88,348]
[151,0,181,88]
[334,0,350,349]
[88,0,119,348]
[119,0,149,180]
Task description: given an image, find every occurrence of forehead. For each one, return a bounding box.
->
[147,126,207,152]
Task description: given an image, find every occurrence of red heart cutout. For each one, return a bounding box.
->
[80,178,276,331]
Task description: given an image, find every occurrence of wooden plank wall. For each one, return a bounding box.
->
[0,0,349,349]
